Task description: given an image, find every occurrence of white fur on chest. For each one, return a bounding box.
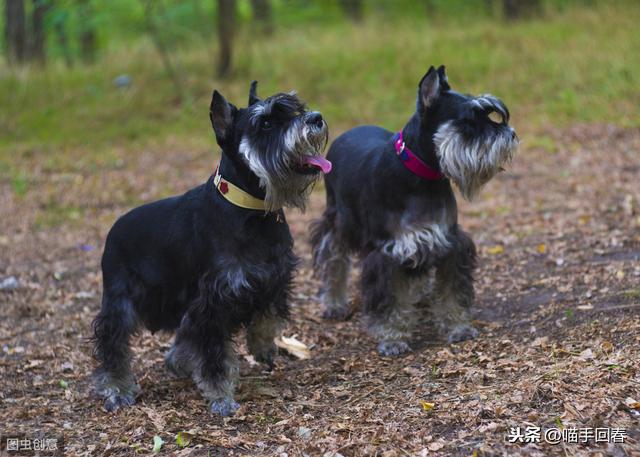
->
[382,220,451,267]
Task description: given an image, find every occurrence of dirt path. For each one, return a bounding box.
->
[1,125,639,456]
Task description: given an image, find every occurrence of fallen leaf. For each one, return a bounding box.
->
[479,422,500,433]
[419,400,435,411]
[176,431,193,448]
[577,348,595,360]
[487,245,504,255]
[24,359,44,370]
[600,341,614,352]
[237,384,279,401]
[298,426,312,440]
[74,291,95,299]
[532,336,549,347]
[537,243,547,254]
[152,436,163,453]
[243,354,259,366]
[275,335,310,359]
[142,407,166,432]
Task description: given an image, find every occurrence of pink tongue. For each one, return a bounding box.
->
[303,155,332,174]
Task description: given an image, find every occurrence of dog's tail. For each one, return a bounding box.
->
[309,206,337,275]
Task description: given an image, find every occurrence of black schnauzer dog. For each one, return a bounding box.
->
[92,82,330,416]
[311,66,517,356]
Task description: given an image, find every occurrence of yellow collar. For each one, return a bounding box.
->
[214,168,267,211]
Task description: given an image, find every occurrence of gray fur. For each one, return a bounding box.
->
[246,308,285,368]
[314,231,351,320]
[366,270,428,354]
[435,118,517,200]
[240,109,328,211]
[311,66,516,355]
[92,85,327,416]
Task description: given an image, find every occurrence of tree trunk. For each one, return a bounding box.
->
[340,0,363,22]
[217,0,235,78]
[424,0,438,21]
[53,11,73,67]
[484,0,495,17]
[250,0,272,35]
[4,0,27,63]
[144,0,184,102]
[503,0,541,20]
[503,0,519,19]
[29,0,48,64]
[78,0,96,63]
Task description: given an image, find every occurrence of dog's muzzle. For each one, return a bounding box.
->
[434,120,518,200]
[296,112,331,174]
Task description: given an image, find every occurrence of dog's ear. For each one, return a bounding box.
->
[437,65,451,91]
[210,90,237,145]
[418,65,441,110]
[248,80,260,106]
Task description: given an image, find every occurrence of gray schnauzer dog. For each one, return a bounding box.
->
[92,82,330,416]
[311,65,517,356]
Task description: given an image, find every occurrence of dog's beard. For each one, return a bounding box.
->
[434,121,518,200]
[239,120,328,211]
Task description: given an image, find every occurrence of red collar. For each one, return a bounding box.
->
[394,131,444,181]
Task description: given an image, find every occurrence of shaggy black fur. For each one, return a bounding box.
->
[92,82,327,415]
[311,66,517,356]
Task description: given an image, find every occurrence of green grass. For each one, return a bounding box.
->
[1,2,639,178]
[34,203,84,228]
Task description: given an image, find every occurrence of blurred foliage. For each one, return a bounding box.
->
[0,0,627,60]
[0,0,638,180]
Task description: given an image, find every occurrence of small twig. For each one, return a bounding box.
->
[343,385,383,406]
[334,441,355,454]
[293,400,324,408]
[597,303,640,312]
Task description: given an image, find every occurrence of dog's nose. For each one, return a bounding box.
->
[306,112,324,129]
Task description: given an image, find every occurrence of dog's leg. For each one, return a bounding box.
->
[361,251,423,356]
[193,341,240,417]
[175,305,239,416]
[92,294,141,411]
[432,227,479,343]
[246,305,286,369]
[165,326,197,379]
[316,231,351,320]
[311,203,351,321]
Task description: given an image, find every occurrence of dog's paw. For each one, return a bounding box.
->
[322,306,350,321]
[104,393,136,412]
[447,324,479,343]
[377,340,411,357]
[210,398,240,417]
[253,346,276,370]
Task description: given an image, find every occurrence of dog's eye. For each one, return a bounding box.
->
[487,111,504,124]
[260,119,272,130]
